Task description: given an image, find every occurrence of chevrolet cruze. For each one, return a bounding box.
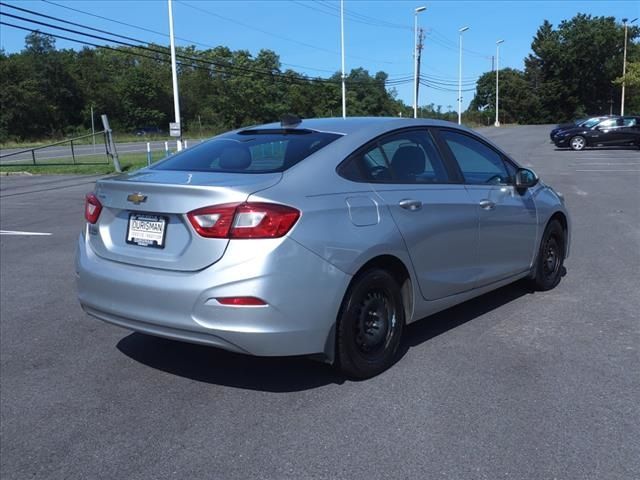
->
[76,117,570,378]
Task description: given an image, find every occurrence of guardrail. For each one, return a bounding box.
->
[0,130,110,166]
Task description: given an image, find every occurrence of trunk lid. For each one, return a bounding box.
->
[88,170,281,271]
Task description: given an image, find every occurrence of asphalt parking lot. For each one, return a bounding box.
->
[1,125,639,479]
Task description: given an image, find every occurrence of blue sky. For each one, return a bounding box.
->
[0,0,637,111]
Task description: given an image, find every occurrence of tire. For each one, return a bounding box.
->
[530,220,566,291]
[569,135,586,151]
[336,269,405,379]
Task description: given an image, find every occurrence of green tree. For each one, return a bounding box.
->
[524,14,639,122]
[468,68,538,124]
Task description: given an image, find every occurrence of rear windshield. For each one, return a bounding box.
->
[153,130,342,173]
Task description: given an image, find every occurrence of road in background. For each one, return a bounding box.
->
[0,138,202,164]
[1,126,639,479]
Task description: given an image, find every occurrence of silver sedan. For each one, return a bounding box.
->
[76,117,570,378]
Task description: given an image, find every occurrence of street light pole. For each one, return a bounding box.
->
[413,6,426,118]
[458,26,469,125]
[168,0,182,151]
[621,17,638,116]
[495,39,504,127]
[341,0,346,118]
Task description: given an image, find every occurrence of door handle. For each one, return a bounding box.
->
[399,199,423,211]
[479,200,496,210]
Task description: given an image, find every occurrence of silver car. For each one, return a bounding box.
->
[76,117,570,378]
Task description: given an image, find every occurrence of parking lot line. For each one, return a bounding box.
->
[0,230,52,236]
[574,169,640,172]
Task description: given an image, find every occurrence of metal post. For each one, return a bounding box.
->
[340,0,346,118]
[495,40,504,127]
[101,114,122,173]
[103,131,110,164]
[165,141,169,156]
[168,0,182,151]
[620,18,637,115]
[90,105,96,153]
[147,142,152,166]
[31,150,36,165]
[70,139,76,164]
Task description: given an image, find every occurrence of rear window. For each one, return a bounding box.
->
[153,130,342,173]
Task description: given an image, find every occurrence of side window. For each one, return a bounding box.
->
[622,117,637,127]
[339,130,449,184]
[598,118,619,129]
[439,130,511,185]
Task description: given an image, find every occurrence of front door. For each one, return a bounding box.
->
[436,129,538,287]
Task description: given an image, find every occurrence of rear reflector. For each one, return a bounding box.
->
[85,193,102,224]
[187,202,300,239]
[216,296,266,306]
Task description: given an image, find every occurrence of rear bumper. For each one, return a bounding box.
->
[76,232,351,360]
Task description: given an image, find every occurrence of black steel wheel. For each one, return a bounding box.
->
[530,219,566,291]
[336,268,405,379]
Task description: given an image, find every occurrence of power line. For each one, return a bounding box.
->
[420,79,476,93]
[3,2,167,47]
[176,0,406,65]
[294,0,411,31]
[425,28,492,59]
[0,13,326,83]
[39,0,336,74]
[0,18,415,88]
[0,21,325,87]
[0,9,344,84]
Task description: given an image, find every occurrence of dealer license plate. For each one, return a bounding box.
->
[126,213,167,248]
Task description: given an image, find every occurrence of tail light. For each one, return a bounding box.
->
[187,202,300,239]
[85,193,102,224]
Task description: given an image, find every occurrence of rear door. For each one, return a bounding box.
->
[435,129,537,287]
[589,118,622,145]
[341,128,480,300]
[617,117,640,145]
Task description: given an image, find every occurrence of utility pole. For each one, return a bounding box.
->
[415,28,425,118]
[495,39,504,127]
[168,0,182,151]
[413,6,426,118]
[491,55,495,72]
[340,0,346,118]
[621,17,638,116]
[458,26,469,125]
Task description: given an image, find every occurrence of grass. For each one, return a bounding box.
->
[0,152,163,175]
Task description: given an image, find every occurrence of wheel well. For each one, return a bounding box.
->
[549,211,567,235]
[549,211,568,254]
[352,255,414,321]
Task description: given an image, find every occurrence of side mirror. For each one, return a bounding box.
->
[515,168,539,189]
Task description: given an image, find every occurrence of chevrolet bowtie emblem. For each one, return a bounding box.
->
[127,193,147,204]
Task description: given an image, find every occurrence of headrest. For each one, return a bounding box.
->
[391,146,425,178]
[219,145,251,170]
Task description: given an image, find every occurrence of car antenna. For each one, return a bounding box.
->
[281,114,302,128]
